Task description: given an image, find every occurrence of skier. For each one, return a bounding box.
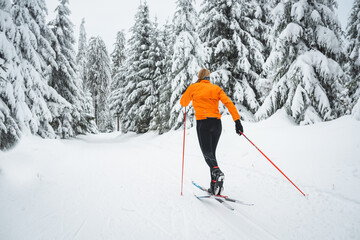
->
[180,69,244,195]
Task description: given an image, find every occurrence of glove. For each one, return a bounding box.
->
[235,119,243,135]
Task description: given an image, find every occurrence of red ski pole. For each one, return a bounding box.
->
[240,131,306,197]
[181,108,187,196]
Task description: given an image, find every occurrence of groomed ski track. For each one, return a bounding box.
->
[1,112,359,239]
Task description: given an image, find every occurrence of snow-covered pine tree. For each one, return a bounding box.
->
[75,18,97,132]
[170,0,205,130]
[148,18,169,132]
[151,21,175,134]
[257,0,273,60]
[0,0,21,150]
[86,36,112,132]
[254,0,276,103]
[48,0,96,137]
[110,30,126,79]
[76,18,88,90]
[121,2,157,133]
[198,0,268,119]
[346,0,360,120]
[11,0,70,138]
[0,69,20,151]
[235,0,270,114]
[109,30,126,131]
[255,0,347,124]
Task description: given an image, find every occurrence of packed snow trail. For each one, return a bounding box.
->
[1,111,360,239]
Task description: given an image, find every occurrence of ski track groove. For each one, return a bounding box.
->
[71,218,87,240]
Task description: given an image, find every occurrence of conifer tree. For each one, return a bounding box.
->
[121,2,157,133]
[346,0,360,120]
[76,18,88,90]
[253,0,275,103]
[110,30,126,79]
[255,0,347,124]
[148,19,169,132]
[0,69,20,151]
[11,0,70,138]
[237,0,270,113]
[151,21,175,134]
[0,0,21,150]
[75,18,97,131]
[48,0,96,137]
[199,0,268,119]
[170,0,205,130]
[109,30,126,130]
[86,36,112,132]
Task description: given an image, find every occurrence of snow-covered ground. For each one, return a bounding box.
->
[1,110,359,240]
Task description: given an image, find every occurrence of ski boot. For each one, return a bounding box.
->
[209,167,225,195]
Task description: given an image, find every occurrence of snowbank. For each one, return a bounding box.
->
[0,114,359,239]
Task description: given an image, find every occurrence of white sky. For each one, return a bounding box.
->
[45,0,354,54]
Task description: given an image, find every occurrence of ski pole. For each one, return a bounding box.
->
[181,107,187,196]
[240,131,306,197]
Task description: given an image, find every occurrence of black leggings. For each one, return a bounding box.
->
[196,118,222,170]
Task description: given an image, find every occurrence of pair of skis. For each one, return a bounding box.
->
[192,181,254,211]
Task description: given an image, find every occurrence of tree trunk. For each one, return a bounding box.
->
[94,98,98,127]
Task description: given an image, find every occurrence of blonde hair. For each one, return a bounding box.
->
[196,69,210,83]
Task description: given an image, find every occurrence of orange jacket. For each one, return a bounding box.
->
[180,80,240,121]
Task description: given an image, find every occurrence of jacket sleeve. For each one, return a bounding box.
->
[180,85,192,107]
[218,88,240,121]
